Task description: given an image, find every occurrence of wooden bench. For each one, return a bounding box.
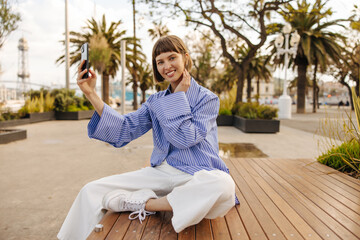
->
[88,158,360,240]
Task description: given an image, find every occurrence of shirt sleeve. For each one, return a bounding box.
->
[149,91,219,149]
[87,103,152,148]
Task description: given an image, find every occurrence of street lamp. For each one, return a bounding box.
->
[275,24,300,119]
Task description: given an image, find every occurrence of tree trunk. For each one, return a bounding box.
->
[132,74,138,110]
[339,79,354,110]
[297,62,307,113]
[141,89,146,104]
[256,78,260,103]
[102,73,110,105]
[235,67,245,103]
[312,61,318,113]
[246,74,251,102]
[316,84,320,109]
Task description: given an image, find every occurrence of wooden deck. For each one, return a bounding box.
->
[88,158,360,240]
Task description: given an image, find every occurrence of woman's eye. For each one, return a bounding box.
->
[170,57,175,60]
[157,62,163,65]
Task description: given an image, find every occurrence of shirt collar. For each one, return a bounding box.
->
[164,77,198,107]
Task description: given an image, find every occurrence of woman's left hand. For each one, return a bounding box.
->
[174,69,191,93]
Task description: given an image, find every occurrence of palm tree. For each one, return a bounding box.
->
[56,14,126,104]
[139,63,153,104]
[280,0,345,113]
[235,45,272,102]
[148,21,170,41]
[211,59,237,95]
[249,56,272,103]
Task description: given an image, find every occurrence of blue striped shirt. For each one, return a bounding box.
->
[88,78,239,204]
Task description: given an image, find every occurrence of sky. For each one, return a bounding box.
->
[0,0,358,91]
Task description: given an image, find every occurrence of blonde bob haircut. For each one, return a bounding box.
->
[152,35,193,83]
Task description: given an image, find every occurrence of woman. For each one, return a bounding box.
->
[57,35,238,240]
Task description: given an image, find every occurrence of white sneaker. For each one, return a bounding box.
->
[102,189,157,223]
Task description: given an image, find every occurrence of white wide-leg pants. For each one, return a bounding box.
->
[57,161,235,240]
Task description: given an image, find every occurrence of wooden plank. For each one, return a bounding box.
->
[299,159,360,189]
[105,213,131,240]
[270,158,360,225]
[210,217,231,240]
[297,159,360,196]
[249,158,342,240]
[231,158,304,240]
[87,211,120,240]
[195,219,213,240]
[259,158,360,240]
[141,212,164,240]
[225,159,268,240]
[159,212,177,240]
[178,225,195,240]
[122,214,150,240]
[278,159,360,212]
[237,158,322,240]
[226,159,286,240]
[299,162,360,205]
[224,206,249,240]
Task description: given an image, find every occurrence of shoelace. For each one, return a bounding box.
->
[129,206,156,224]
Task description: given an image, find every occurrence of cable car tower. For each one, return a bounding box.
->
[17,37,30,97]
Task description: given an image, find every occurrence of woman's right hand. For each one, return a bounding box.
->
[77,60,97,96]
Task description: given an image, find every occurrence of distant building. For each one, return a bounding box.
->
[242,77,276,103]
[0,85,17,102]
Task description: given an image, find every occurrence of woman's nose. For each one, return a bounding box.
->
[163,61,171,70]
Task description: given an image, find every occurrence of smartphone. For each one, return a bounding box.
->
[80,43,89,79]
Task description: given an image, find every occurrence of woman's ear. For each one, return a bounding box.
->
[184,53,190,69]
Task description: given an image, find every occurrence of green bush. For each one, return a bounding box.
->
[219,109,232,116]
[51,88,93,112]
[218,86,236,116]
[317,139,360,175]
[316,86,360,179]
[18,92,55,116]
[24,88,50,100]
[0,108,20,121]
[232,102,278,120]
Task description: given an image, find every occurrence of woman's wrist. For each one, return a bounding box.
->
[85,91,104,116]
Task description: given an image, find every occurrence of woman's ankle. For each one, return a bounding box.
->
[145,197,172,212]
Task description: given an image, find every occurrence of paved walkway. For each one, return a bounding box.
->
[0,105,354,239]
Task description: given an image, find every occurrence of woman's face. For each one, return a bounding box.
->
[155,51,188,83]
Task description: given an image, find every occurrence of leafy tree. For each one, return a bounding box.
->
[186,31,221,88]
[280,0,345,113]
[145,0,290,103]
[0,0,21,49]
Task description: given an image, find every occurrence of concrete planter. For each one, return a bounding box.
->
[0,129,27,144]
[234,116,280,133]
[28,112,56,123]
[0,118,30,128]
[216,115,234,126]
[55,110,95,120]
